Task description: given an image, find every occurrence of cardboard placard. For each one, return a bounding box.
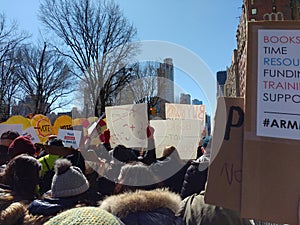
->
[204,97,244,212]
[241,21,300,225]
[57,129,82,149]
[105,103,148,148]
[30,114,52,143]
[165,103,206,125]
[150,119,203,159]
[52,115,72,135]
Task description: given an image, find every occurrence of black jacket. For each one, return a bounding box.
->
[180,158,209,199]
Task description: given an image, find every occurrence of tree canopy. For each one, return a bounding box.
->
[39,0,138,116]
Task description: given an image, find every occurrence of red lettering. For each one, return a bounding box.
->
[64,136,75,140]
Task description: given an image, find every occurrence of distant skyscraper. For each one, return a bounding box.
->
[192,99,203,105]
[216,70,227,97]
[180,93,191,104]
[157,58,174,102]
[157,58,174,118]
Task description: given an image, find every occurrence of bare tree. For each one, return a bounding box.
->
[39,0,138,117]
[15,42,75,115]
[0,14,28,121]
[116,61,160,117]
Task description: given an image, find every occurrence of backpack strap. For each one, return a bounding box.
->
[43,158,51,171]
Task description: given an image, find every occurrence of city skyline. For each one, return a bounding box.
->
[2,0,243,116]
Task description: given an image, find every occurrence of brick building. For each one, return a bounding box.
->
[226,0,300,97]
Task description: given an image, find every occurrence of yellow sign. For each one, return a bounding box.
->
[31,114,52,143]
[5,115,31,130]
[52,115,72,135]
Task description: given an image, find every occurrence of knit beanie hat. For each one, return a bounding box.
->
[51,158,89,198]
[8,136,36,159]
[44,207,122,225]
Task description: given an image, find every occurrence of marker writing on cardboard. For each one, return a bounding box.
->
[224,106,244,140]
[220,163,242,185]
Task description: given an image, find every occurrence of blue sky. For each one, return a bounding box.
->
[2,0,242,116]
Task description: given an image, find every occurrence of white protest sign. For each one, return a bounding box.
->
[165,103,206,126]
[0,124,23,137]
[22,126,40,143]
[105,103,148,148]
[150,119,203,159]
[57,129,82,148]
[257,29,300,140]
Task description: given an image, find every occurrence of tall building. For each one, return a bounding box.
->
[227,0,299,97]
[157,58,175,118]
[225,50,239,97]
[157,58,174,103]
[11,95,36,117]
[216,70,227,97]
[11,95,50,117]
[180,93,191,104]
[192,99,203,105]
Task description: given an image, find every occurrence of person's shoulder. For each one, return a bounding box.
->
[39,154,60,162]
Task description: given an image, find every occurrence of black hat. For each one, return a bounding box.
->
[1,131,20,140]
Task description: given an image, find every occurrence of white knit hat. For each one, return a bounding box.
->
[51,159,89,198]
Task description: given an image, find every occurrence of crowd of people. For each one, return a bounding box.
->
[0,127,286,225]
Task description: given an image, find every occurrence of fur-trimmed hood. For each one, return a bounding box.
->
[0,187,50,225]
[99,188,182,219]
[0,202,26,225]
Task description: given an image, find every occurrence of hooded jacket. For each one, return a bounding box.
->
[99,188,185,225]
[177,192,252,225]
[0,185,50,225]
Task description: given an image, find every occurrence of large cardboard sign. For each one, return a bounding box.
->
[105,103,148,148]
[204,97,244,212]
[165,103,206,125]
[242,21,300,224]
[150,119,203,159]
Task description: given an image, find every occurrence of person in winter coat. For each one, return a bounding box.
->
[38,138,64,195]
[99,188,185,225]
[180,136,211,199]
[113,161,161,194]
[177,191,252,225]
[0,154,48,225]
[28,158,102,219]
[150,145,190,194]
[0,153,41,200]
